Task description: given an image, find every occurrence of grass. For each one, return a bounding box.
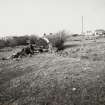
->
[1,37,105,105]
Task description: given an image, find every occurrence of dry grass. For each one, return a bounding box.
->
[1,37,105,105]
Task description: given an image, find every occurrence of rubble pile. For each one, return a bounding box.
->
[8,44,49,60]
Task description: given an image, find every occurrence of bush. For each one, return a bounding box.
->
[29,35,48,48]
[0,35,39,49]
[5,37,18,47]
[47,30,68,51]
[0,39,6,49]
[13,35,29,46]
[72,34,79,37]
[29,35,39,45]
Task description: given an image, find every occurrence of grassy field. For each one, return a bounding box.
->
[1,36,105,105]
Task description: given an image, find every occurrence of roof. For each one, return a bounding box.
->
[95,29,105,32]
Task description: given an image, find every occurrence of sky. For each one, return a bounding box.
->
[0,0,105,37]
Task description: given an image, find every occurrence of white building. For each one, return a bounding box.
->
[85,30,93,36]
[94,29,105,36]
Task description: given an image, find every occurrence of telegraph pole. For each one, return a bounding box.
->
[82,16,83,34]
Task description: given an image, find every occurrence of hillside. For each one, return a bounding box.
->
[1,37,105,105]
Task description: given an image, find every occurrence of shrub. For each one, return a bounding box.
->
[13,35,29,46]
[38,38,48,48]
[72,34,79,37]
[29,35,39,45]
[47,30,68,51]
[0,39,6,49]
[5,37,18,47]
[29,35,48,48]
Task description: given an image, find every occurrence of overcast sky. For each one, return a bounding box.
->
[0,0,105,37]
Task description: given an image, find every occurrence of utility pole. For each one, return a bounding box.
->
[82,16,83,34]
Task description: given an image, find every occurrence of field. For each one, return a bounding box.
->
[1,36,105,105]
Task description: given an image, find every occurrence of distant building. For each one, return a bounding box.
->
[94,29,105,36]
[49,33,53,35]
[85,30,93,36]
